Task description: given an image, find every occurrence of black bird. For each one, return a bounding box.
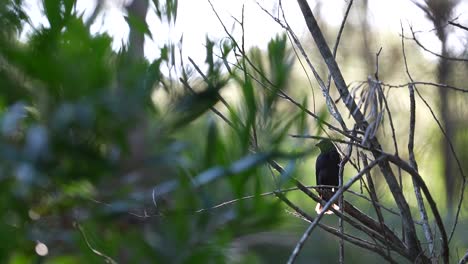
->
[315,139,341,214]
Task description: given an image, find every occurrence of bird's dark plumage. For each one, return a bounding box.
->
[315,139,341,214]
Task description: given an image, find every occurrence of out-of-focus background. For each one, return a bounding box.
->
[1,0,467,263]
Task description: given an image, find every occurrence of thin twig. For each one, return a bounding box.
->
[408,25,468,62]
[387,155,449,263]
[196,185,345,213]
[448,21,468,31]
[277,0,316,112]
[326,0,354,91]
[289,135,371,151]
[195,183,408,221]
[276,192,396,263]
[270,159,408,259]
[414,86,466,245]
[346,189,422,224]
[257,1,347,129]
[378,80,468,93]
[207,2,352,139]
[338,131,354,263]
[373,49,403,193]
[75,222,118,264]
[401,24,435,260]
[287,155,387,263]
[361,152,392,259]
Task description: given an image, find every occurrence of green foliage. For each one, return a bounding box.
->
[153,0,178,23]
[0,0,305,262]
[124,13,153,40]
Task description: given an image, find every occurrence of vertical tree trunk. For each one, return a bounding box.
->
[418,0,459,212]
[439,44,455,210]
[127,0,149,59]
[125,0,150,174]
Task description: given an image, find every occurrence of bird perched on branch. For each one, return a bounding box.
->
[315,139,341,214]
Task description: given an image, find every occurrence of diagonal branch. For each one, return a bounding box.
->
[257,1,346,129]
[387,155,449,263]
[295,0,424,260]
[295,0,365,128]
[276,192,397,263]
[361,152,392,258]
[378,80,468,93]
[448,21,468,31]
[326,0,354,91]
[401,24,435,260]
[282,156,411,262]
[268,158,409,252]
[408,25,468,62]
[413,86,466,245]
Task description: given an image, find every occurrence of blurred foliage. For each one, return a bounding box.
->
[0,0,307,262]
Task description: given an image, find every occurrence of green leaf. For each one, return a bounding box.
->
[43,0,62,29]
[124,13,152,40]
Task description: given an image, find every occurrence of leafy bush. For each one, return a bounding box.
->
[0,0,306,262]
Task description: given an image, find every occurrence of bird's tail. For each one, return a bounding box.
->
[315,202,340,215]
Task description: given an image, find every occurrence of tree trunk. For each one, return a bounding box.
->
[127,0,149,59]
[439,44,455,210]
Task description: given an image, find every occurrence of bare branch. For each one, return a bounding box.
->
[289,134,370,150]
[295,0,366,128]
[448,21,468,31]
[286,155,406,263]
[361,152,392,258]
[401,24,435,260]
[408,25,468,62]
[295,1,423,258]
[413,87,467,244]
[195,183,416,226]
[258,1,347,129]
[209,2,350,138]
[278,0,316,112]
[378,80,468,93]
[387,155,449,263]
[338,132,354,263]
[276,192,397,263]
[269,159,409,258]
[326,0,354,91]
[373,51,403,191]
